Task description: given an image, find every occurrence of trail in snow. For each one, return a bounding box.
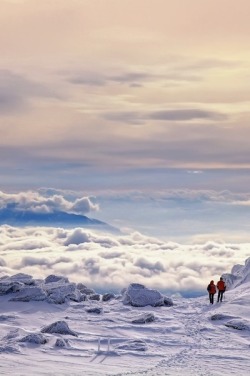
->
[109,297,250,376]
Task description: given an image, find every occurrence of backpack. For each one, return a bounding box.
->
[207,284,211,292]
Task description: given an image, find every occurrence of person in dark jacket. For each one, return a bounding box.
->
[207,280,216,304]
[217,277,226,302]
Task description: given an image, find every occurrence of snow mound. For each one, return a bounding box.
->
[122,283,173,307]
[210,313,236,321]
[132,312,155,324]
[19,333,47,344]
[115,339,148,352]
[225,319,250,331]
[0,344,20,354]
[86,307,103,314]
[41,321,78,336]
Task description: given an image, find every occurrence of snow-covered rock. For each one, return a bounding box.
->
[88,293,101,301]
[10,286,47,302]
[86,307,103,314]
[54,338,70,348]
[102,293,116,302]
[80,287,96,295]
[210,313,236,321]
[67,290,85,302]
[44,275,69,284]
[45,282,77,304]
[132,312,155,324]
[115,339,147,352]
[225,319,250,331]
[41,321,78,336]
[0,273,36,295]
[5,273,35,285]
[122,283,172,307]
[0,281,23,295]
[76,283,87,291]
[0,344,20,354]
[163,296,174,306]
[19,333,47,344]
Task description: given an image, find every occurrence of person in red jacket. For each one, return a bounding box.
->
[217,277,226,302]
[207,280,216,304]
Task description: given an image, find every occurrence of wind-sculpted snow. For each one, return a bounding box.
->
[222,256,250,289]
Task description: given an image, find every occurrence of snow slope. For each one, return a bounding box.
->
[0,271,250,375]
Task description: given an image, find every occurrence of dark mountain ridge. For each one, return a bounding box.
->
[0,205,119,233]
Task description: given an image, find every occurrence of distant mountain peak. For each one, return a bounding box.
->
[0,207,119,233]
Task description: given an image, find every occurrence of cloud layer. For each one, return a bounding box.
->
[0,225,249,297]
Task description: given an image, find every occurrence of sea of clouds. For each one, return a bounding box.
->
[1,224,249,297]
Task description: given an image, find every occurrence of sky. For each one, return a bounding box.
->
[1,0,250,191]
[1,0,250,292]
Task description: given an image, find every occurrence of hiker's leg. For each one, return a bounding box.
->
[209,293,212,303]
[220,291,224,302]
[218,291,221,302]
[211,293,214,304]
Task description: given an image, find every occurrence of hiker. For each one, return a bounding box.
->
[217,277,226,302]
[207,280,216,304]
